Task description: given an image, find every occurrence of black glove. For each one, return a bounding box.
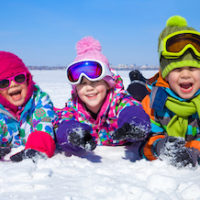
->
[112,123,147,141]
[156,136,199,168]
[155,136,185,156]
[0,147,11,159]
[10,149,46,163]
[68,130,97,151]
[127,70,148,101]
[171,147,199,168]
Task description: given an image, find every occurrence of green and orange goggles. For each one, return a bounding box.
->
[159,30,200,59]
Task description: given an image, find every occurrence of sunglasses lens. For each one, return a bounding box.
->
[166,33,200,53]
[67,61,102,83]
[15,74,26,83]
[0,79,9,89]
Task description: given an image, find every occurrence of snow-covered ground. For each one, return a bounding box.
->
[1,69,200,200]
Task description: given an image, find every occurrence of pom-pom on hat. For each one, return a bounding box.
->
[74,36,110,68]
[158,15,200,78]
[158,16,193,47]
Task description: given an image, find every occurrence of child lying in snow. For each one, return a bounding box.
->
[54,36,150,154]
[0,51,57,162]
[140,16,200,168]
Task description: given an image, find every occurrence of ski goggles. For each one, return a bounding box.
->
[0,72,27,89]
[159,30,200,59]
[66,59,112,85]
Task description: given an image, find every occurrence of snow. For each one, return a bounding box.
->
[1,69,200,200]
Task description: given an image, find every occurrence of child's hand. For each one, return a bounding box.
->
[0,147,11,159]
[56,120,96,152]
[156,136,199,168]
[10,149,47,162]
[68,130,96,151]
[112,123,147,141]
[155,136,185,156]
[171,147,199,168]
[115,106,151,142]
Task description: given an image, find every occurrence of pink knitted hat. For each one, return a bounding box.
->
[72,36,115,87]
[0,51,35,111]
[75,36,110,67]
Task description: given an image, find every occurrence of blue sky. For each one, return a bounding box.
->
[0,0,200,67]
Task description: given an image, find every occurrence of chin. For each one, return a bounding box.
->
[10,99,25,107]
[179,93,194,99]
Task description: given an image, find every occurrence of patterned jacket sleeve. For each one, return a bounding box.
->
[0,112,18,147]
[25,86,57,157]
[31,88,57,138]
[141,95,166,160]
[54,99,77,128]
[111,71,148,121]
[115,92,141,115]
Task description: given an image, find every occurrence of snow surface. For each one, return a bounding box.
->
[1,70,200,200]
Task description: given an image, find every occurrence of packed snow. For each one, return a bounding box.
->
[1,70,200,200]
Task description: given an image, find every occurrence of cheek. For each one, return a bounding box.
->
[167,74,178,84]
[98,86,108,96]
[76,87,85,98]
[21,83,28,96]
[193,72,200,82]
[0,90,8,99]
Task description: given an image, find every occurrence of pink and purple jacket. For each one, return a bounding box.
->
[55,72,150,148]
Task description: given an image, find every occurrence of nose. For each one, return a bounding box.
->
[9,80,17,87]
[180,68,190,78]
[85,83,94,90]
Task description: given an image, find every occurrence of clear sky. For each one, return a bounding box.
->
[1,0,200,67]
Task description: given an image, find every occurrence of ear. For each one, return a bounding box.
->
[164,75,169,82]
[104,81,110,90]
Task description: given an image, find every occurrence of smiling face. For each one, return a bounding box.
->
[0,79,28,107]
[165,67,200,99]
[76,77,109,114]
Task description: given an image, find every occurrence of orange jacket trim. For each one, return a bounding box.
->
[143,135,165,160]
[185,140,200,152]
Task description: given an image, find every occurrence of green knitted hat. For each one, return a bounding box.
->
[158,15,200,78]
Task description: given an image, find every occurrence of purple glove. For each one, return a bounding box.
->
[156,136,199,168]
[56,120,96,152]
[112,106,150,141]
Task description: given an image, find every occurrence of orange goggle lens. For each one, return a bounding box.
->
[166,33,200,53]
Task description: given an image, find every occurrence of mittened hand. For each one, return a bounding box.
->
[171,147,199,168]
[68,130,96,151]
[56,120,96,152]
[115,106,151,142]
[112,122,147,141]
[10,149,47,162]
[156,136,199,168]
[0,147,11,159]
[155,136,185,156]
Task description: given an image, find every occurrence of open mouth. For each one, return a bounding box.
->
[179,83,193,93]
[9,89,22,101]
